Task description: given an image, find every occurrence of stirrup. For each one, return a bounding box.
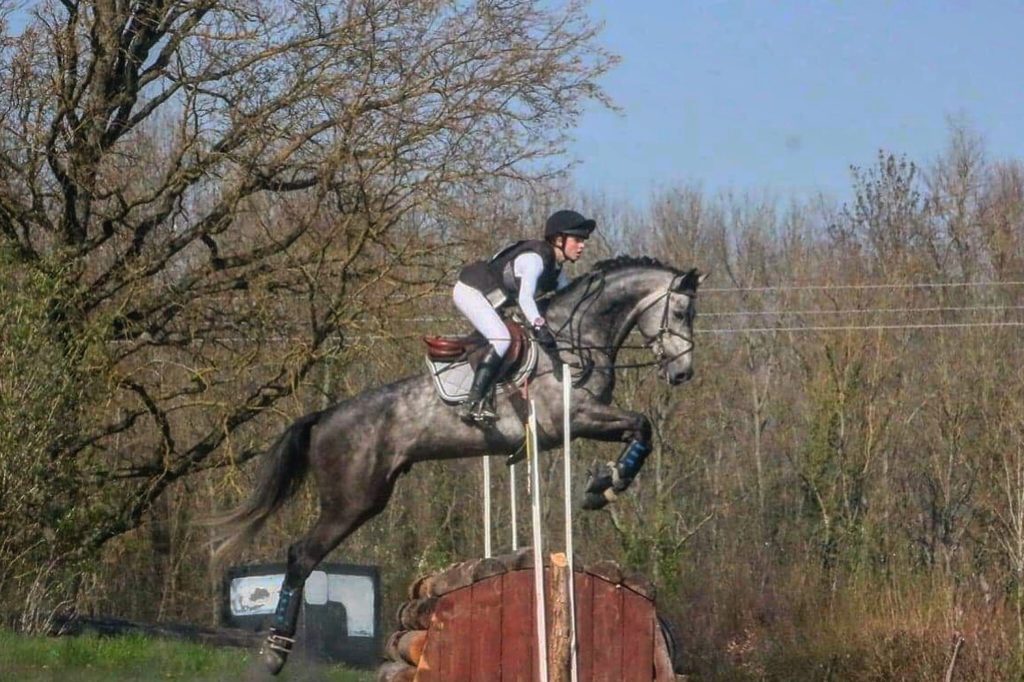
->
[458,396,496,423]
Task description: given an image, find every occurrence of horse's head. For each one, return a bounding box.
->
[635,267,709,385]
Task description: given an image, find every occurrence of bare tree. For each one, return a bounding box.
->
[0,0,614,597]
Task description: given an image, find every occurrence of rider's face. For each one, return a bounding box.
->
[558,235,587,263]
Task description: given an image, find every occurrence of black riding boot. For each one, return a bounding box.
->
[458,348,503,423]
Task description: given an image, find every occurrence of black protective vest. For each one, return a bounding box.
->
[458,240,562,308]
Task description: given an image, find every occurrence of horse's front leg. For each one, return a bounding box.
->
[571,401,653,510]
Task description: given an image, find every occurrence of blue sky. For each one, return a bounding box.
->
[570,1,1024,204]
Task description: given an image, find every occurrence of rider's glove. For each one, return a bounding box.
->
[533,322,563,382]
[533,323,557,351]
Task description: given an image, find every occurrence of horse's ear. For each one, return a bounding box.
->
[677,268,708,295]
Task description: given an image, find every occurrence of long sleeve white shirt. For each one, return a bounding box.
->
[513,253,569,323]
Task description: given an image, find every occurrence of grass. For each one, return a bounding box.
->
[0,629,375,682]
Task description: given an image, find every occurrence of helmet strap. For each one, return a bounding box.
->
[551,234,568,261]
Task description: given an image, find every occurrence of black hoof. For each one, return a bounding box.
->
[260,648,286,675]
[258,630,294,676]
[582,490,612,510]
[584,462,615,494]
[582,461,635,510]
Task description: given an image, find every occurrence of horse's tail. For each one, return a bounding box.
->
[208,411,321,563]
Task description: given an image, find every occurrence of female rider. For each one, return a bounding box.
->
[452,209,596,422]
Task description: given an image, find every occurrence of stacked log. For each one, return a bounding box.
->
[377,548,680,682]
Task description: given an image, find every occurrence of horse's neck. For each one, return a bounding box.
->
[549,270,670,362]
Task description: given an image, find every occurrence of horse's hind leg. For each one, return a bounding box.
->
[259,475,396,675]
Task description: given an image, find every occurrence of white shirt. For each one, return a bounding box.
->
[513,253,569,324]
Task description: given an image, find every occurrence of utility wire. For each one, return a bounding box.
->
[703,280,1024,293]
[124,319,1024,345]
[424,279,1024,297]
[699,321,1024,334]
[385,305,1024,324]
[702,304,1024,318]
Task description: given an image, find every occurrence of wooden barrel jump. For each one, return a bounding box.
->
[377,548,679,682]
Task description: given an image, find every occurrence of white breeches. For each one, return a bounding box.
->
[452,281,511,356]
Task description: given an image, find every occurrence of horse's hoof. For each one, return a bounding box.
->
[258,630,294,676]
[584,462,614,494]
[259,647,287,675]
[581,487,616,510]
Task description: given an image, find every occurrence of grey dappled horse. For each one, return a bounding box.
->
[212,256,708,674]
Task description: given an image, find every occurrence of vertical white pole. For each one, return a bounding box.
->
[528,399,549,682]
[563,364,579,682]
[483,457,492,558]
[510,462,518,552]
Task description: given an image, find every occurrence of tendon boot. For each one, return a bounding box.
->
[259,584,302,675]
[458,347,503,423]
[582,440,651,510]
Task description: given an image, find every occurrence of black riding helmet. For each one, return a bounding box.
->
[544,209,596,240]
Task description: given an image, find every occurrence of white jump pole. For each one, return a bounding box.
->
[483,457,492,558]
[528,399,549,682]
[563,363,579,682]
[510,461,519,551]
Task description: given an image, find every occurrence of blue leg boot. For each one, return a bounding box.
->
[582,440,651,510]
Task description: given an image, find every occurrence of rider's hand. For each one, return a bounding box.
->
[533,322,563,381]
[533,323,557,351]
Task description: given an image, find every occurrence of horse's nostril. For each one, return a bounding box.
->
[670,368,694,385]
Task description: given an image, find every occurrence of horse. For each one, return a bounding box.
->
[211,255,708,674]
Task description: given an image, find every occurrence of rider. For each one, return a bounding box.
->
[453,209,596,422]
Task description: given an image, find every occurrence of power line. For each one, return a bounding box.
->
[702,304,1024,318]
[703,280,1024,293]
[385,305,1024,324]
[698,321,1024,335]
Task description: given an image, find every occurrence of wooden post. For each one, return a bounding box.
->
[547,553,573,682]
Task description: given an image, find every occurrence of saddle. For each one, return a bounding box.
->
[423,320,528,379]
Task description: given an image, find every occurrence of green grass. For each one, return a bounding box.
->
[0,629,375,681]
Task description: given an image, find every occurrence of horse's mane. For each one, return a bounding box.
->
[561,255,682,295]
[590,255,681,275]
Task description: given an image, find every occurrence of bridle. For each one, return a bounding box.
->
[549,274,696,374]
[619,276,696,371]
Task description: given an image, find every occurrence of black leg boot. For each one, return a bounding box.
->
[259,584,302,675]
[458,347,503,423]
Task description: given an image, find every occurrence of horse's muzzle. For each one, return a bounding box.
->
[667,367,694,385]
